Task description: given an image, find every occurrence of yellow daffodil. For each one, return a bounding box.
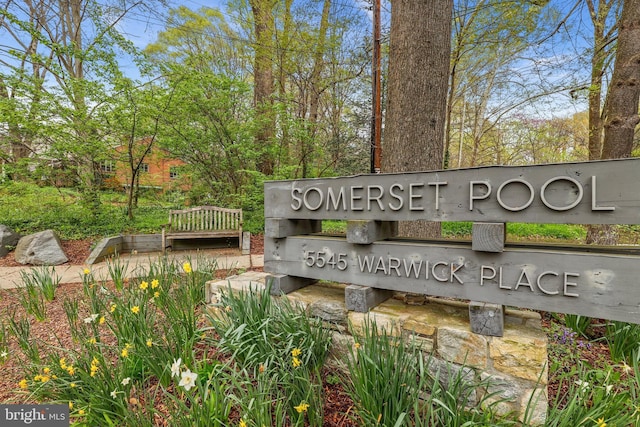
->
[154,291,160,298]
[139,281,148,290]
[43,367,50,374]
[596,418,607,427]
[68,402,73,409]
[59,357,67,369]
[109,304,117,313]
[83,268,90,275]
[146,339,153,347]
[239,420,247,427]
[291,348,302,357]
[99,316,105,325]
[67,365,75,375]
[151,279,159,289]
[18,379,28,389]
[90,357,99,377]
[292,357,301,368]
[294,402,310,413]
[70,382,76,388]
[183,262,192,274]
[121,348,129,358]
[131,306,140,314]
[78,409,85,416]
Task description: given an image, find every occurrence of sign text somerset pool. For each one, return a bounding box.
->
[265,159,640,224]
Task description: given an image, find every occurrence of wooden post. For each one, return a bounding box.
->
[470,222,505,336]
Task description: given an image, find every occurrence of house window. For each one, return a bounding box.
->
[100,160,116,173]
[140,163,149,173]
[169,166,179,179]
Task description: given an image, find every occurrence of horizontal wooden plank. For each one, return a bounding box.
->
[166,231,238,239]
[264,235,640,324]
[264,158,640,224]
[169,206,242,215]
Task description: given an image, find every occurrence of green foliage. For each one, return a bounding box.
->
[546,363,640,427]
[7,255,215,425]
[210,282,332,425]
[343,319,425,425]
[442,222,473,237]
[0,182,168,238]
[442,222,586,241]
[344,319,515,426]
[561,314,593,339]
[506,223,585,241]
[605,321,640,363]
[15,266,61,321]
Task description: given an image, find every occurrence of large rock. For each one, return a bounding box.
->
[0,225,21,258]
[15,230,68,265]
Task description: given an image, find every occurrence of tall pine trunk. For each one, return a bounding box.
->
[382,0,453,238]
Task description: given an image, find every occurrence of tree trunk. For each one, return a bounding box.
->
[382,0,453,238]
[585,0,615,161]
[250,0,276,176]
[587,0,640,245]
[303,0,331,178]
[601,0,640,159]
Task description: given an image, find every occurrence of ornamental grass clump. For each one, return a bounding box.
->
[605,320,640,363]
[210,282,332,426]
[343,319,516,426]
[22,265,60,301]
[16,266,61,321]
[343,319,427,426]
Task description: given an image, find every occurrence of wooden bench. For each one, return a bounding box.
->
[161,206,243,253]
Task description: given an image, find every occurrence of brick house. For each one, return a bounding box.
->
[100,143,190,191]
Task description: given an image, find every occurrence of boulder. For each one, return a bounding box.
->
[15,230,68,265]
[0,225,21,258]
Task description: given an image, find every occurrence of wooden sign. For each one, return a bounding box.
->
[265,235,640,324]
[264,159,640,325]
[264,158,640,224]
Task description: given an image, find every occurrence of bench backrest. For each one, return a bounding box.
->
[167,206,242,232]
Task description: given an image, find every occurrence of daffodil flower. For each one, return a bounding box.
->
[294,402,310,413]
[178,368,197,391]
[83,313,99,323]
[171,358,182,378]
[183,262,192,274]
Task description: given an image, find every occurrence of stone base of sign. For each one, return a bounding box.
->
[206,272,548,425]
[267,273,317,295]
[345,284,393,312]
[469,301,504,337]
